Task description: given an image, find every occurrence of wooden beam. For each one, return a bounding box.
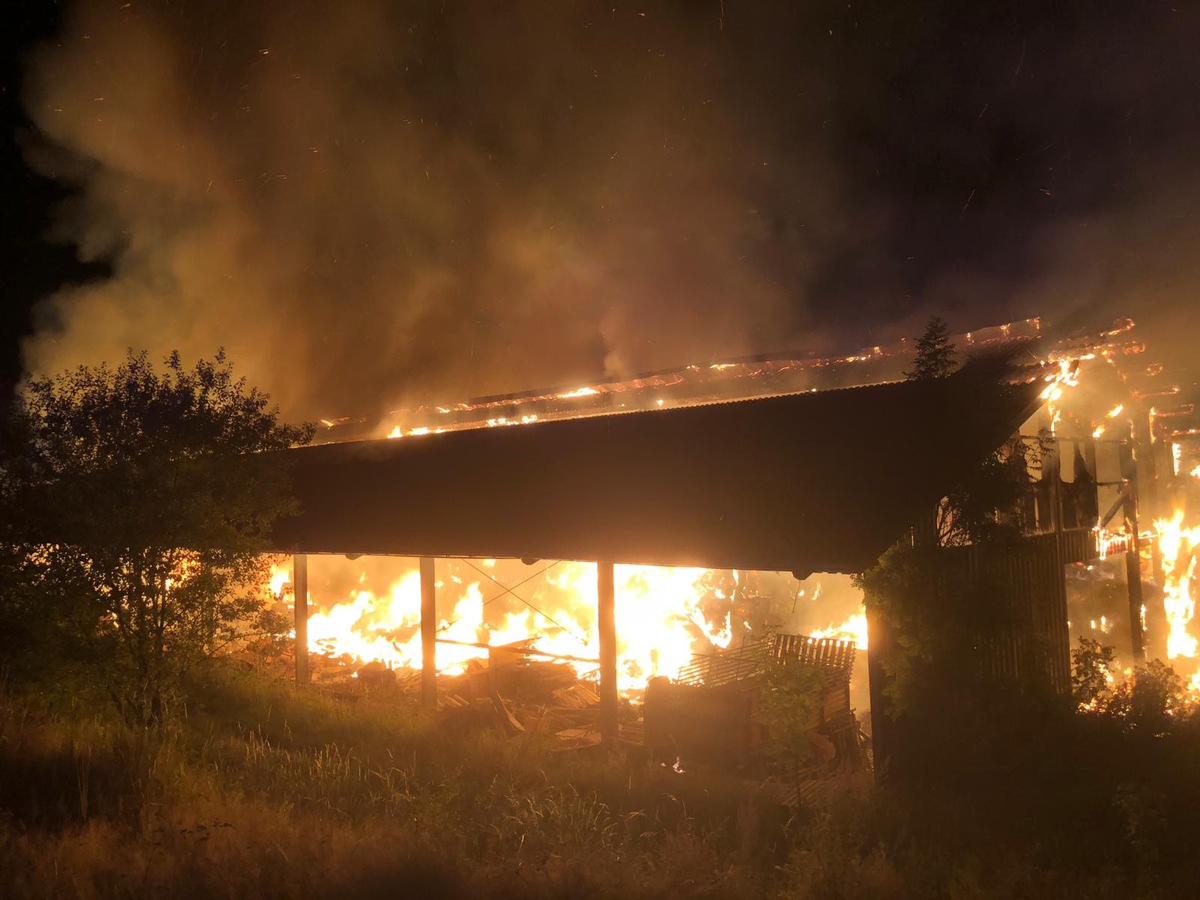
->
[435,637,600,665]
[293,553,309,685]
[420,557,437,710]
[1120,444,1146,663]
[1125,547,1146,664]
[597,560,618,741]
[1133,408,1164,589]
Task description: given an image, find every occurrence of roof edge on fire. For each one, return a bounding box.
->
[261,358,1045,575]
[319,317,1057,441]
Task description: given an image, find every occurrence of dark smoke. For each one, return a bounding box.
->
[20,2,1200,419]
[20,1,849,419]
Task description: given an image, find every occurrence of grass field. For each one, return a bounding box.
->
[1,662,1196,899]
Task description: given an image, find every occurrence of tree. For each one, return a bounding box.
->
[857,351,1045,775]
[1072,639,1190,731]
[935,435,1038,546]
[905,322,1035,545]
[1072,637,1117,710]
[758,654,825,784]
[904,315,958,381]
[1,351,313,726]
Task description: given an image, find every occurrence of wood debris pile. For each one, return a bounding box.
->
[434,650,612,749]
[304,634,864,770]
[310,642,625,750]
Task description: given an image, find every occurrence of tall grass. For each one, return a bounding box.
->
[1,663,1196,898]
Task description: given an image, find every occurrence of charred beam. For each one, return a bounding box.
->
[1133,408,1164,587]
[294,553,309,685]
[421,557,437,710]
[436,637,600,665]
[1120,445,1146,663]
[597,560,618,741]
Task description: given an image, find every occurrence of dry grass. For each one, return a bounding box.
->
[0,666,779,898]
[0,664,1193,899]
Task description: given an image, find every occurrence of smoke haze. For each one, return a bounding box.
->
[22,1,851,418]
[19,2,1200,419]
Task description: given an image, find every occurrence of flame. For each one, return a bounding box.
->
[1040,358,1080,401]
[1155,510,1200,662]
[1039,359,1082,435]
[809,610,869,648]
[386,425,447,439]
[1092,406,1125,440]
[266,559,875,692]
[269,559,741,693]
[1095,527,1134,560]
[268,566,291,596]
[387,416,537,438]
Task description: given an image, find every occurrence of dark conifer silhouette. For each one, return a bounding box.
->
[905,315,958,380]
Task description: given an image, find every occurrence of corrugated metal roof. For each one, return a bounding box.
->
[263,362,1044,574]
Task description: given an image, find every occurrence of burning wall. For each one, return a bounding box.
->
[1036,345,1200,700]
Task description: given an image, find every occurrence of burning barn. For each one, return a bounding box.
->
[258,317,1200,773]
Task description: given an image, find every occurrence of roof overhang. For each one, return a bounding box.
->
[262,362,1043,574]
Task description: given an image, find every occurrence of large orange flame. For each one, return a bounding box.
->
[1156,510,1200,663]
[268,559,867,693]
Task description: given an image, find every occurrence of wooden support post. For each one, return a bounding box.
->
[1125,548,1146,664]
[420,557,437,710]
[1133,409,1164,587]
[294,554,309,685]
[597,561,619,742]
[1121,444,1146,663]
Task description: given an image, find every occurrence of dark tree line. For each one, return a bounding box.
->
[0,350,312,726]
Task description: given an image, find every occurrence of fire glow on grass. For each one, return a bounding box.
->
[269,560,868,693]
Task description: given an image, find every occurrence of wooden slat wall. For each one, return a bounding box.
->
[868,532,1086,772]
[673,634,857,689]
[886,532,1077,697]
[954,532,1073,693]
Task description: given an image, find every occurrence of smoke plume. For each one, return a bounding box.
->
[21,1,850,419]
[21,2,1200,419]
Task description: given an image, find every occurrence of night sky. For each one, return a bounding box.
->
[2,1,1197,420]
